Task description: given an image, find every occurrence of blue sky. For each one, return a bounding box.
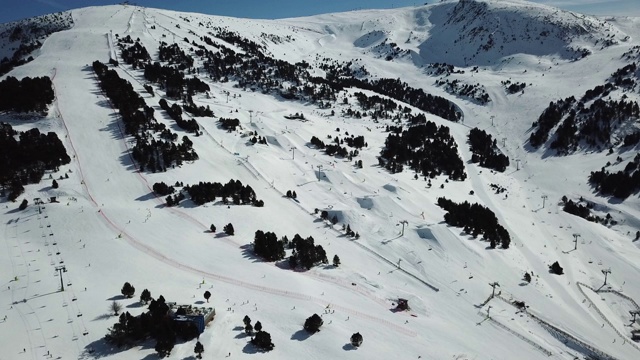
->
[2,0,639,24]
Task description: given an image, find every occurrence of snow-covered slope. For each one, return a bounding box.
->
[1,1,639,360]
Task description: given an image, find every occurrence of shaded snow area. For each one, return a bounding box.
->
[1,1,640,359]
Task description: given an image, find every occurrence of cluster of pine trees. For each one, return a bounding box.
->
[189,30,461,121]
[106,293,198,357]
[529,96,575,147]
[253,230,286,261]
[437,197,511,249]
[0,76,54,113]
[94,60,198,173]
[380,120,466,180]
[185,179,261,206]
[589,153,640,199]
[0,123,70,201]
[562,196,617,226]
[289,234,328,270]
[158,98,199,133]
[468,127,509,172]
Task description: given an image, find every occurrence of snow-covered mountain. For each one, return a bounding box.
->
[1,1,639,359]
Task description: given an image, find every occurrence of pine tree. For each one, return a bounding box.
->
[254,321,262,332]
[224,223,234,236]
[243,315,251,326]
[523,272,532,283]
[194,341,204,359]
[350,332,363,347]
[210,224,216,233]
[304,314,323,333]
[52,179,58,188]
[245,323,253,335]
[251,330,274,351]
[333,254,341,267]
[204,290,211,302]
[140,288,152,304]
[121,282,135,298]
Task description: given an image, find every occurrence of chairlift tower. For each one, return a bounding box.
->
[572,233,581,250]
[398,220,408,236]
[489,282,500,298]
[55,265,67,291]
[601,268,611,286]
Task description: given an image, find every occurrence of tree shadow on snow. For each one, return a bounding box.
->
[126,302,143,309]
[241,342,260,354]
[135,192,156,202]
[92,313,113,321]
[107,295,125,301]
[343,343,357,351]
[240,244,264,263]
[290,329,311,341]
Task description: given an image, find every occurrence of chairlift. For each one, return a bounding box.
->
[52,242,57,245]
[59,260,64,264]
[72,296,77,301]
[66,282,72,286]
[83,331,89,336]
[77,312,83,317]
[55,252,60,255]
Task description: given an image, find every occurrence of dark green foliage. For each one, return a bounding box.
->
[549,261,564,275]
[159,99,200,133]
[304,314,323,333]
[437,197,511,249]
[185,179,258,206]
[121,282,135,298]
[52,179,58,188]
[140,289,152,304]
[253,230,285,261]
[468,128,509,172]
[251,330,274,351]
[350,332,363,347]
[0,76,54,113]
[523,272,532,283]
[245,323,253,335]
[204,291,211,302]
[194,341,204,359]
[333,254,340,267]
[380,119,466,180]
[93,61,198,172]
[224,223,234,236]
[18,199,28,211]
[254,321,262,332]
[209,224,216,233]
[243,315,251,326]
[153,182,175,196]
[530,97,575,147]
[589,154,640,199]
[218,117,241,131]
[0,123,71,198]
[289,234,327,270]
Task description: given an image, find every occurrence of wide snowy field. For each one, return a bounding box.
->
[1,1,640,359]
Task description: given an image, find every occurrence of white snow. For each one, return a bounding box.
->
[1,1,639,359]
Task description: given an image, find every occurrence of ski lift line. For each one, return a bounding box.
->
[483,313,553,356]
[575,282,640,353]
[495,293,628,359]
